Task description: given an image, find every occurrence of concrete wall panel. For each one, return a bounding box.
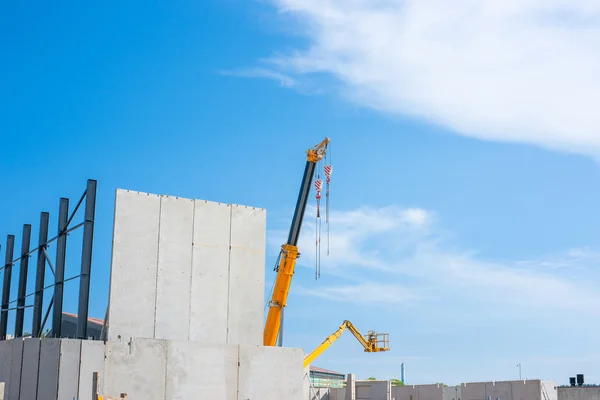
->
[558,387,600,400]
[78,340,106,400]
[108,190,160,341]
[420,384,444,400]
[370,381,391,400]
[542,381,557,400]
[443,386,462,400]
[154,196,194,341]
[57,339,81,400]
[356,383,371,399]
[165,341,238,400]
[227,205,266,346]
[104,339,167,399]
[189,201,231,342]
[238,345,304,400]
[392,385,418,400]
[330,388,347,400]
[511,381,541,400]
[486,382,512,400]
[8,339,23,400]
[0,340,13,399]
[20,339,41,400]
[463,383,486,400]
[36,339,60,400]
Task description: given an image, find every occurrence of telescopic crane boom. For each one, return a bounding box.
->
[303,320,390,368]
[263,138,330,347]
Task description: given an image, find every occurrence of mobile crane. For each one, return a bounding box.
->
[263,138,330,347]
[303,320,390,368]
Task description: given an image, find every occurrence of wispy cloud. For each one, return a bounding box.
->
[261,0,600,157]
[220,67,297,87]
[274,204,600,313]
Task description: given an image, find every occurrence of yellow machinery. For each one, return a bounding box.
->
[263,138,330,347]
[303,320,390,368]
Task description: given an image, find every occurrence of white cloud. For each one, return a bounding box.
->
[261,0,600,156]
[282,204,600,313]
[220,67,297,87]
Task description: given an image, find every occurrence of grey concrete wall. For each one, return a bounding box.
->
[443,386,462,400]
[238,345,304,400]
[107,190,266,346]
[558,387,600,400]
[330,388,347,400]
[37,339,60,400]
[104,338,168,399]
[0,338,107,400]
[165,341,238,400]
[102,338,305,400]
[486,381,512,400]
[542,381,557,400]
[0,340,13,399]
[227,205,266,346]
[189,201,231,343]
[20,339,41,400]
[107,190,161,341]
[8,339,23,400]
[155,196,194,341]
[392,384,418,400]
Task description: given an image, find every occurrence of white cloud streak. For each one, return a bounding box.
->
[277,204,600,314]
[261,0,600,157]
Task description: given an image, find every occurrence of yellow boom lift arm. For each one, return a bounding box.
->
[263,138,330,347]
[303,320,390,368]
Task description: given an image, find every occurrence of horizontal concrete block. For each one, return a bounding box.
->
[166,341,238,400]
[238,344,304,400]
[104,339,167,399]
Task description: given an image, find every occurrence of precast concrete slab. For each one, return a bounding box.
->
[462,382,486,400]
[165,341,239,400]
[392,385,418,400]
[104,339,167,399]
[36,339,60,400]
[78,340,105,400]
[443,386,461,400]
[486,381,512,400]
[19,339,41,400]
[189,201,231,343]
[331,388,348,400]
[8,339,23,400]
[57,339,81,400]
[419,384,444,400]
[368,381,392,400]
[238,344,304,400]
[227,205,266,346]
[356,383,371,399]
[0,340,13,398]
[155,196,194,341]
[511,381,542,400]
[542,381,557,400]
[107,190,161,341]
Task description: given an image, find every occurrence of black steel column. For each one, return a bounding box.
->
[77,179,96,339]
[15,224,31,337]
[0,235,15,340]
[53,198,68,338]
[33,212,49,337]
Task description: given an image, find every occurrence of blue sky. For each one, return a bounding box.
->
[3,0,600,385]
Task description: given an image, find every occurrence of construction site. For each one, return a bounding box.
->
[0,138,593,399]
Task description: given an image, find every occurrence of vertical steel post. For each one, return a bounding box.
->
[33,212,49,337]
[77,179,96,339]
[15,224,31,337]
[0,235,15,339]
[53,198,69,338]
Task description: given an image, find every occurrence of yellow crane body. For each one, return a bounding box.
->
[303,320,390,368]
[263,138,330,347]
